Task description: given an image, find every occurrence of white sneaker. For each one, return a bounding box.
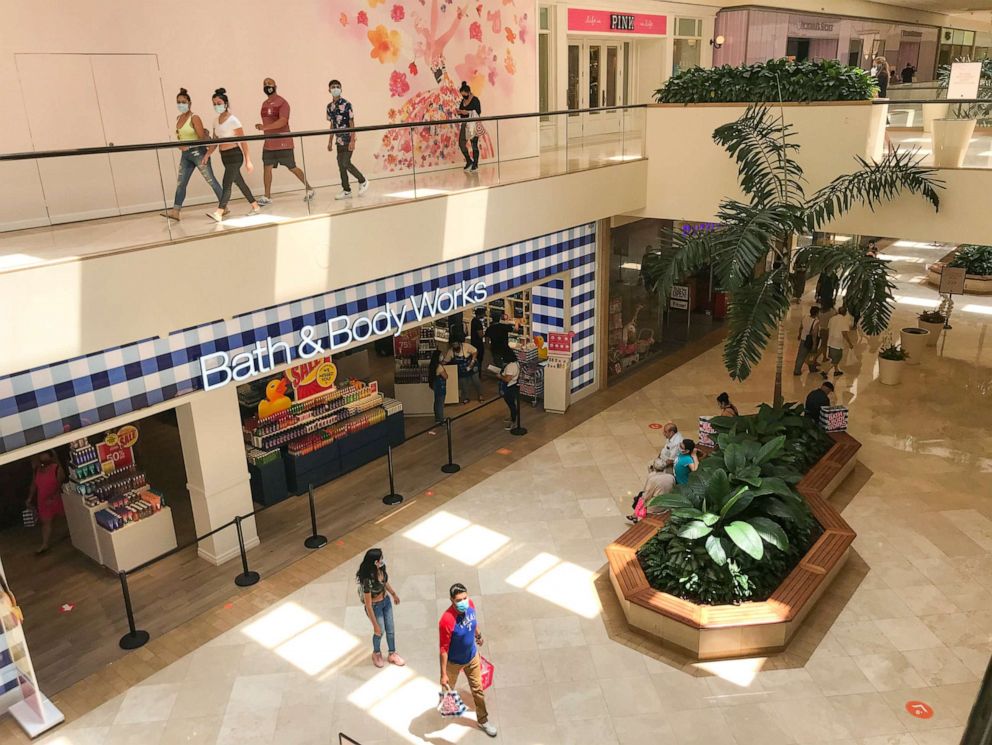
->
[358,180,370,195]
[248,205,261,216]
[335,191,353,200]
[303,189,315,201]
[257,196,272,206]
[479,722,497,737]
[463,163,472,171]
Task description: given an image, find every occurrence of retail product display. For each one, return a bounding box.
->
[393,325,459,415]
[243,384,374,451]
[819,405,849,433]
[698,416,716,448]
[513,340,544,405]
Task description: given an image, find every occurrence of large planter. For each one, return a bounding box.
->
[606,433,859,660]
[922,103,949,133]
[900,327,929,364]
[878,356,904,385]
[918,319,944,346]
[932,119,977,168]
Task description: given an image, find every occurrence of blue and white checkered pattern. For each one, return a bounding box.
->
[532,279,566,340]
[0,223,597,455]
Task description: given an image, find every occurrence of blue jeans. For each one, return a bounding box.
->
[433,378,446,424]
[372,595,396,654]
[174,147,222,208]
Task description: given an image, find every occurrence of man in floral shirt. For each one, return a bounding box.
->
[327,79,370,200]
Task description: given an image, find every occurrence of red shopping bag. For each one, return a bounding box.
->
[480,656,494,690]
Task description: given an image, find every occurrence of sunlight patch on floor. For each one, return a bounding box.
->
[275,621,360,676]
[241,602,318,648]
[436,524,510,566]
[696,656,765,687]
[403,512,470,548]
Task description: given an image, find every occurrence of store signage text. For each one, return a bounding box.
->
[199,281,488,391]
[799,21,834,32]
[567,8,667,35]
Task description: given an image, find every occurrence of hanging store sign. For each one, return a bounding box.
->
[199,281,488,391]
[286,356,338,402]
[567,9,667,36]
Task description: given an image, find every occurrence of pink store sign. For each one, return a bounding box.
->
[567,8,667,36]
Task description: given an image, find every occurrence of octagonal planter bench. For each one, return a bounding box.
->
[605,432,859,660]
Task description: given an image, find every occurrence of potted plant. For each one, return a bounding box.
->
[933,59,992,167]
[644,104,942,405]
[878,333,909,385]
[918,309,946,345]
[900,326,929,363]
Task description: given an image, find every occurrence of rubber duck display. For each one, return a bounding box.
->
[258,378,292,419]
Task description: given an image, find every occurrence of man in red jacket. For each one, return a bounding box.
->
[438,583,496,737]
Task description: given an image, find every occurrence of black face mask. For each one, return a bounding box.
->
[264,85,276,96]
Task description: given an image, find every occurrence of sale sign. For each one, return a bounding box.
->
[96,426,138,471]
[285,356,337,402]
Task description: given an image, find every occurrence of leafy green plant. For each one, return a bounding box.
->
[655,59,876,104]
[709,403,833,473]
[878,333,908,361]
[644,104,943,405]
[918,309,947,324]
[949,244,992,276]
[639,434,820,604]
[936,59,992,124]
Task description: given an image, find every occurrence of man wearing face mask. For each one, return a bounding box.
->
[255,77,314,205]
[327,79,369,200]
[439,583,496,737]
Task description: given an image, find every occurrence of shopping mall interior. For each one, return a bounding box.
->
[1,0,992,743]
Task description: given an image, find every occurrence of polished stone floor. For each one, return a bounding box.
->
[16,242,992,744]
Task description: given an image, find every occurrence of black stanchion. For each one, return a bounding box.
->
[441,417,461,473]
[510,392,528,436]
[382,444,404,505]
[117,571,150,650]
[233,516,261,587]
[304,484,328,550]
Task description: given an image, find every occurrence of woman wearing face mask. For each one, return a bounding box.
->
[426,349,448,426]
[457,82,481,172]
[356,548,404,668]
[161,88,223,221]
[25,450,66,554]
[444,338,482,403]
[201,88,260,222]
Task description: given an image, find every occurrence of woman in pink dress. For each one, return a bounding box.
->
[26,450,65,554]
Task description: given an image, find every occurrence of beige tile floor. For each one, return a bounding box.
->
[0,132,643,271]
[24,242,992,744]
[888,129,992,169]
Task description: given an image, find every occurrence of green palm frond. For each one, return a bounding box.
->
[646,228,724,303]
[796,240,857,277]
[716,201,806,288]
[840,255,897,335]
[723,267,792,381]
[804,149,943,230]
[713,105,806,208]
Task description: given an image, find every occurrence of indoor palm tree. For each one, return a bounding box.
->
[646,104,943,404]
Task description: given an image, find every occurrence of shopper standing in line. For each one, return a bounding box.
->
[327,79,369,200]
[161,88,223,221]
[457,82,482,172]
[673,439,699,486]
[25,450,66,554]
[793,305,821,375]
[804,380,834,421]
[445,339,483,403]
[427,349,448,426]
[821,306,855,379]
[203,88,261,222]
[716,392,740,417]
[254,77,315,205]
[470,307,487,384]
[498,353,521,431]
[484,312,513,363]
[356,548,405,668]
[439,583,496,738]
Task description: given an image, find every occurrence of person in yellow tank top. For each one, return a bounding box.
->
[160,88,223,221]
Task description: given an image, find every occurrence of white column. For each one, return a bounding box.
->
[176,384,258,566]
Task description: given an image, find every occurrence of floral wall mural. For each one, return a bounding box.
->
[336,0,534,171]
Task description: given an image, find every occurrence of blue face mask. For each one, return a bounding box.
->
[177,103,190,113]
[214,104,226,114]
[455,599,470,613]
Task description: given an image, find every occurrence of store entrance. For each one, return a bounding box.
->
[567,38,628,137]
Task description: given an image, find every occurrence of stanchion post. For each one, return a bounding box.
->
[234,516,260,587]
[304,483,328,550]
[441,417,461,473]
[117,571,150,650]
[382,444,404,505]
[510,391,528,436]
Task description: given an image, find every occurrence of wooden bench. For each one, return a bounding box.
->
[605,431,859,659]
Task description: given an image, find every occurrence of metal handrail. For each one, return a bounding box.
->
[0,104,647,162]
[873,97,990,104]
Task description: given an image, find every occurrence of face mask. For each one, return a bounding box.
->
[455,599,470,613]
[330,87,342,97]
[214,104,226,114]
[375,558,384,568]
[177,102,190,113]
[264,85,276,95]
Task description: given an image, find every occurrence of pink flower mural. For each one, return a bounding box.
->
[330,0,529,171]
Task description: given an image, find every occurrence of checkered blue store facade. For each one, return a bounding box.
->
[0,223,597,455]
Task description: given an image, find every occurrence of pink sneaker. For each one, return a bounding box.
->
[387,653,406,666]
[372,652,385,668]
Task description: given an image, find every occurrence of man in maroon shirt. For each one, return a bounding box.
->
[255,77,314,205]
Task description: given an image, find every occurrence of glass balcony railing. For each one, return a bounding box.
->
[0,106,646,270]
